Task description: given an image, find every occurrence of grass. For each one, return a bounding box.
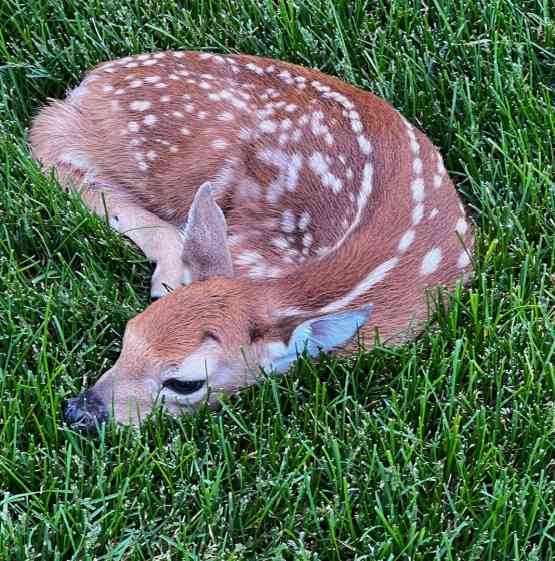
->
[0,0,554,559]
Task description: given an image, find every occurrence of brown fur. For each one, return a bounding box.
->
[30,50,474,424]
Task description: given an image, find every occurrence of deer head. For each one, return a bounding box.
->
[63,183,372,430]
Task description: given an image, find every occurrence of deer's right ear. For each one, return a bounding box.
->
[181,182,234,282]
[270,305,373,373]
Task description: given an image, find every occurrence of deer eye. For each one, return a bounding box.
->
[163,379,205,395]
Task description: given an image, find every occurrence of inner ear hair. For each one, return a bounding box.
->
[248,319,271,343]
[274,315,304,345]
[202,330,221,343]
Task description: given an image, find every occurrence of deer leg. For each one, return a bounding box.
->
[78,185,190,299]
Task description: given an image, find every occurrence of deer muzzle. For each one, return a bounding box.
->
[63,390,108,433]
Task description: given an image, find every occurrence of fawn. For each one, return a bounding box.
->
[30,51,474,430]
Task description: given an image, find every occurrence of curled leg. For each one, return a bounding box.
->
[80,187,190,299]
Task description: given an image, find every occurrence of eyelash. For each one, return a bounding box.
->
[163,379,205,395]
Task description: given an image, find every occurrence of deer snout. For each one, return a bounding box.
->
[63,390,108,433]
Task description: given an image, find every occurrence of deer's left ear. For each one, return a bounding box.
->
[270,305,373,373]
[181,182,234,282]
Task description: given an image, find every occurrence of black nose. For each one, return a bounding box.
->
[63,390,108,433]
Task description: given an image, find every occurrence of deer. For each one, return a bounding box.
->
[29,50,474,431]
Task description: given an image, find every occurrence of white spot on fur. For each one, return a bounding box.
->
[281,118,292,130]
[260,120,278,133]
[146,150,158,161]
[429,208,439,219]
[308,153,343,193]
[285,154,303,191]
[437,156,446,174]
[143,115,157,126]
[457,250,471,268]
[398,229,415,253]
[455,218,468,235]
[322,161,373,257]
[246,62,264,75]
[357,135,371,155]
[238,128,251,140]
[413,158,423,174]
[236,250,264,267]
[412,204,424,225]
[361,163,373,198]
[129,100,151,111]
[128,121,139,132]
[421,248,442,276]
[212,139,227,150]
[144,76,160,83]
[319,258,399,314]
[299,211,311,230]
[281,210,296,233]
[308,152,327,176]
[411,178,425,202]
[180,127,191,135]
[218,111,234,121]
[272,237,290,250]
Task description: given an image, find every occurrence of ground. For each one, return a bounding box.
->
[0,1,554,560]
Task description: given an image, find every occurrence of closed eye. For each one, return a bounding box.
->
[163,378,205,395]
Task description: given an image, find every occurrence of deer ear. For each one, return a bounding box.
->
[181,182,234,281]
[270,305,373,373]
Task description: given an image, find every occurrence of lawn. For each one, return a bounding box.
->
[0,0,554,559]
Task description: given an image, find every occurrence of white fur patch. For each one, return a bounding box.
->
[212,139,227,150]
[420,248,442,276]
[455,218,468,235]
[398,229,415,253]
[130,100,152,111]
[457,250,471,268]
[413,158,423,174]
[319,258,399,314]
[412,204,424,225]
[281,209,296,233]
[411,178,425,202]
[357,135,371,155]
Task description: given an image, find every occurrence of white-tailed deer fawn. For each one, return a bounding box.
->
[30,51,473,430]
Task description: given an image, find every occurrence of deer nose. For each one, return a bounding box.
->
[63,390,108,433]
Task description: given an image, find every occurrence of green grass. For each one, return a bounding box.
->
[1,0,554,559]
